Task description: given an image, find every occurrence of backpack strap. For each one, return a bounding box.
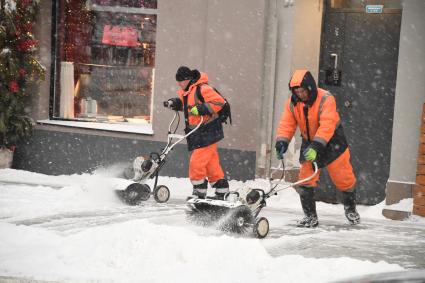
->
[196,83,223,107]
[226,102,232,125]
[196,83,232,124]
[195,84,206,104]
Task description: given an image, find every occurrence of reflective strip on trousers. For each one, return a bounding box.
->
[215,187,229,194]
[191,179,206,185]
[194,188,207,194]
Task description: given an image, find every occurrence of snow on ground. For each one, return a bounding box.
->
[0,166,422,283]
[0,220,403,283]
[383,198,413,212]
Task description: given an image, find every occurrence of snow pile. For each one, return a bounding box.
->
[0,168,132,220]
[383,198,413,212]
[0,220,403,283]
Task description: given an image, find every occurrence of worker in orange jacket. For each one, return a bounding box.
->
[275,69,360,227]
[164,66,228,200]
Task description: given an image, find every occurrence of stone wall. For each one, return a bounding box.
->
[413,104,425,217]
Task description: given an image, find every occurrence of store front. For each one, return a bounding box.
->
[14,0,265,181]
[13,0,424,211]
[46,0,157,134]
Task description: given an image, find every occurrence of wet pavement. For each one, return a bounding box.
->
[8,199,425,270]
[263,207,425,269]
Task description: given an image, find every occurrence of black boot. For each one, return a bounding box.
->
[211,179,229,200]
[297,186,318,228]
[187,180,208,200]
[342,190,360,225]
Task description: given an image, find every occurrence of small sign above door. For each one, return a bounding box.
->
[365,5,384,13]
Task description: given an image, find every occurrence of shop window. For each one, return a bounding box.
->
[52,0,157,128]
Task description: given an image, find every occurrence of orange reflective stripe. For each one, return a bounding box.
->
[289,69,308,88]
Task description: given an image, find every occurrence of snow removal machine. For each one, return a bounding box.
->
[116,111,204,205]
[186,162,318,238]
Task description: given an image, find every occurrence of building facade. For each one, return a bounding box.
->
[13,0,425,214]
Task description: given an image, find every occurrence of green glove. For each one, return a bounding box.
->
[303,147,317,162]
[190,106,199,116]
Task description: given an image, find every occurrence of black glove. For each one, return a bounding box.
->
[275,140,288,160]
[302,140,325,162]
[163,98,182,111]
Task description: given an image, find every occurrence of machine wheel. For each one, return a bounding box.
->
[253,217,269,239]
[220,205,254,234]
[124,183,151,205]
[154,185,170,203]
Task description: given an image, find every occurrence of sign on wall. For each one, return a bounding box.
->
[365,5,384,14]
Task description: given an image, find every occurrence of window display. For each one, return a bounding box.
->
[53,0,157,125]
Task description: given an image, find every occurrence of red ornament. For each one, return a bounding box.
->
[19,68,27,77]
[17,22,33,33]
[19,0,33,8]
[16,39,38,52]
[9,81,19,93]
[23,22,33,32]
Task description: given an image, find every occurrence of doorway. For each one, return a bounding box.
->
[317,0,402,204]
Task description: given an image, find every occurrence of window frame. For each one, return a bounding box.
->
[46,0,158,135]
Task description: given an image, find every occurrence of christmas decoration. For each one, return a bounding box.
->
[0,0,45,149]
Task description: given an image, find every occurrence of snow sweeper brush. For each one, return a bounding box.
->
[116,111,203,205]
[186,162,318,238]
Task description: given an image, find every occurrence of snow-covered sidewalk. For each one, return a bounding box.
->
[1,167,424,283]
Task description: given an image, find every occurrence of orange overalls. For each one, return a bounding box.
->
[177,72,226,186]
[276,70,356,191]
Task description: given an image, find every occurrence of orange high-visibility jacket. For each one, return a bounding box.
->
[277,70,348,167]
[177,72,225,128]
[177,72,226,151]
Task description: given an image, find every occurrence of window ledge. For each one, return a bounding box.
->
[37,119,153,135]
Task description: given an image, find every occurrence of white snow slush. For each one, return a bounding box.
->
[187,162,319,238]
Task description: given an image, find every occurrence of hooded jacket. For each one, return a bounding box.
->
[276,69,348,168]
[177,70,225,151]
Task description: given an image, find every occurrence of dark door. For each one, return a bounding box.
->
[317,3,402,205]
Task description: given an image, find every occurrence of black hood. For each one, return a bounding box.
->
[289,70,318,106]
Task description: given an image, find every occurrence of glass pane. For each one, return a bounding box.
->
[54,0,157,124]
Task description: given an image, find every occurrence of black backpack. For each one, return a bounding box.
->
[196,84,232,125]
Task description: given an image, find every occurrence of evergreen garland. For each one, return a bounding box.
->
[0,0,45,148]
